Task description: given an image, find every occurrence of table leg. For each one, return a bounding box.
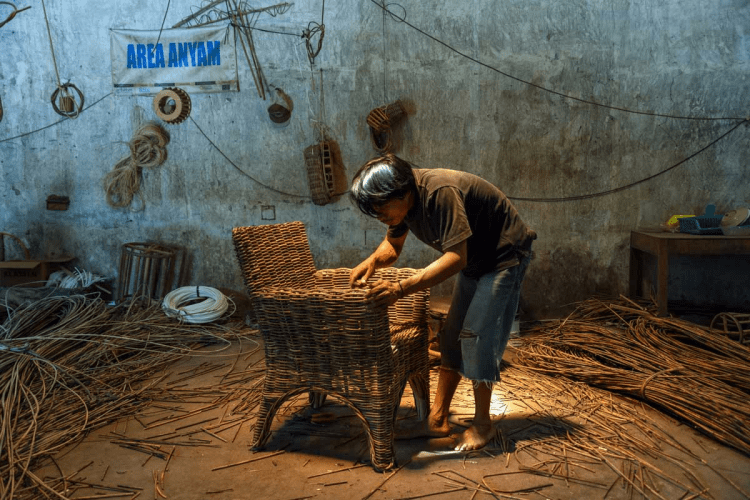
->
[629,247,640,298]
[656,246,669,316]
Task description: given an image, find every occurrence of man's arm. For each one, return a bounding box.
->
[365,238,468,306]
[349,231,408,287]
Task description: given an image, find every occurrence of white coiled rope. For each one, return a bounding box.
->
[162,286,231,324]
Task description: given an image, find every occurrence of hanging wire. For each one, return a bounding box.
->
[152,0,172,56]
[370,0,745,122]
[506,118,748,202]
[0,92,111,144]
[371,0,748,202]
[188,115,310,199]
[40,0,83,118]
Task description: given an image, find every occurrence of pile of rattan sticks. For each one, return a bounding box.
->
[513,296,750,456]
[0,295,239,500]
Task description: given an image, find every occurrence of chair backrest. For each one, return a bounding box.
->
[232,222,317,297]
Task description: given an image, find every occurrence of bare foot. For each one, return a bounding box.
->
[453,423,495,451]
[396,416,451,440]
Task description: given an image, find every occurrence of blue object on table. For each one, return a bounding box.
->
[679,204,724,235]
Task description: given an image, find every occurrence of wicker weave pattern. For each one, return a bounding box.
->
[232,222,430,470]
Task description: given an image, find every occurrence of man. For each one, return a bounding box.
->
[349,153,536,451]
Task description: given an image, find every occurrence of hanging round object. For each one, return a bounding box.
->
[153,87,191,125]
[50,83,85,118]
[721,207,750,227]
[267,88,293,125]
[268,103,291,124]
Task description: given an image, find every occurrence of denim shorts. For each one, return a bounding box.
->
[438,254,530,383]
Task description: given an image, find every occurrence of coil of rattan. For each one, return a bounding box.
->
[50,82,84,118]
[153,87,191,125]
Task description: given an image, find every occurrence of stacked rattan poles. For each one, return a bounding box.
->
[232,221,430,470]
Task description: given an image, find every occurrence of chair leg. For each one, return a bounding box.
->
[408,373,430,421]
[309,391,327,409]
[367,408,397,471]
[252,396,276,450]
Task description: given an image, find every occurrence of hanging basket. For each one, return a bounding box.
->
[367,100,406,153]
[303,141,338,206]
[366,100,406,133]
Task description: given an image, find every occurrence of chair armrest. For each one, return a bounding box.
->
[252,286,395,374]
[314,267,430,325]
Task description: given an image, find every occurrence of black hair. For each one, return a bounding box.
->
[349,153,416,218]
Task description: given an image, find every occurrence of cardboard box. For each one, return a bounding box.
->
[0,257,75,287]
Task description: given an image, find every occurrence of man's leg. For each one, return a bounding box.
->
[454,381,494,451]
[454,257,531,450]
[426,367,462,435]
[397,273,475,440]
[397,367,460,439]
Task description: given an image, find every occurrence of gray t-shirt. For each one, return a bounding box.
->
[388,168,536,278]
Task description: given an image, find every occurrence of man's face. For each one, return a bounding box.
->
[373,193,412,226]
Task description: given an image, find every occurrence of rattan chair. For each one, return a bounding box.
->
[232,221,430,470]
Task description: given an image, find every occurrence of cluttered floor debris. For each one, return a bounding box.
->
[2,295,749,500]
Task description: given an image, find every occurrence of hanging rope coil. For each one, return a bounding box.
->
[162,286,231,324]
[41,0,84,119]
[50,82,84,119]
[303,0,326,65]
[103,122,170,209]
[302,21,325,65]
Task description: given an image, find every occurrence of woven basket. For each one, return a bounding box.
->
[116,242,177,302]
[303,141,337,205]
[366,100,406,132]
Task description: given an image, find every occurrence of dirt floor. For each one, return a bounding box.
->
[33,330,750,500]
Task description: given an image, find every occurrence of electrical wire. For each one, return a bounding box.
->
[162,286,232,324]
[0,92,111,144]
[370,0,748,202]
[369,0,745,122]
[152,0,171,56]
[188,115,309,198]
[506,118,749,202]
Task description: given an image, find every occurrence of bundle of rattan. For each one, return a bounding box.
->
[513,296,750,456]
[0,295,238,500]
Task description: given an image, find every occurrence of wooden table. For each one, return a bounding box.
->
[629,230,750,316]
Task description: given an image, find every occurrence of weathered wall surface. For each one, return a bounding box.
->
[1,0,748,317]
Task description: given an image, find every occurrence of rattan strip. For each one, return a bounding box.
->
[513,296,750,456]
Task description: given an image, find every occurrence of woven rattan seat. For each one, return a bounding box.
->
[232,221,430,470]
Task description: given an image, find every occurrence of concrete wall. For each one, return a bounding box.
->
[1,0,748,317]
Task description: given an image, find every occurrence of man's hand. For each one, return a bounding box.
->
[364,279,401,307]
[349,260,377,288]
